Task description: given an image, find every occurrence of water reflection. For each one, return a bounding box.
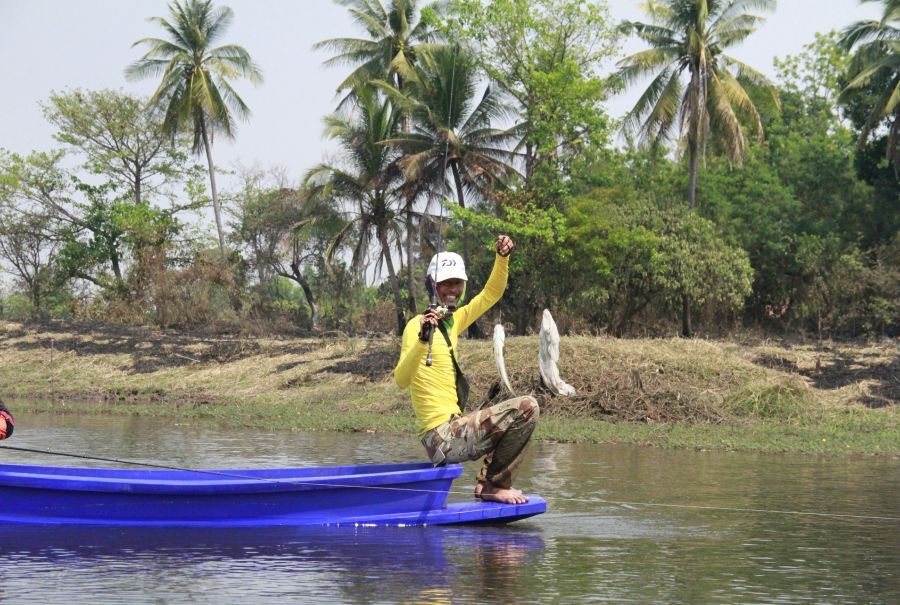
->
[1,411,425,469]
[3,411,900,604]
[1,523,545,605]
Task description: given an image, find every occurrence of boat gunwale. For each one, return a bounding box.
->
[0,495,548,527]
[0,462,463,495]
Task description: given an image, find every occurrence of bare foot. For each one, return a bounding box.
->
[474,481,486,499]
[479,483,528,504]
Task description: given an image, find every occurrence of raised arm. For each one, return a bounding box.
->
[454,235,515,332]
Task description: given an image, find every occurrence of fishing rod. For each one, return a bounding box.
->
[425,44,459,367]
[424,303,437,365]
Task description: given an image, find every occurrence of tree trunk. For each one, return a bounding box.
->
[110,249,123,284]
[681,292,692,338]
[451,162,469,268]
[378,227,406,336]
[688,139,699,211]
[683,134,699,336]
[29,282,42,320]
[525,141,535,182]
[288,261,319,331]
[405,198,417,315]
[110,244,126,300]
[200,120,227,261]
[608,316,623,338]
[397,73,417,316]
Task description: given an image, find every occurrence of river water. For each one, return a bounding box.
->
[1,412,898,604]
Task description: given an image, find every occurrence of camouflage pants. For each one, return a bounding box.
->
[420,396,540,489]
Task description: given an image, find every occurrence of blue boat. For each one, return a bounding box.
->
[0,461,546,527]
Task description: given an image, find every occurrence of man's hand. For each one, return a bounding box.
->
[496,234,515,257]
[418,309,439,343]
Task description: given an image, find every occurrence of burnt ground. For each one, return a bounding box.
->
[2,320,896,416]
[2,320,320,374]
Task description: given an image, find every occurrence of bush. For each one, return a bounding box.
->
[0,293,34,321]
[150,252,242,330]
[728,379,809,420]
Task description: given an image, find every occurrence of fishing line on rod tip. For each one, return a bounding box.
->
[435,43,459,268]
[2,444,897,523]
[425,44,460,365]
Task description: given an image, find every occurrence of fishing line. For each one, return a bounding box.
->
[0,444,292,483]
[3,444,897,522]
[432,44,459,285]
[425,43,459,365]
[0,443,484,497]
[550,494,900,522]
[435,43,459,271]
[9,52,884,526]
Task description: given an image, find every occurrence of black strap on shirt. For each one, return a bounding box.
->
[437,321,469,414]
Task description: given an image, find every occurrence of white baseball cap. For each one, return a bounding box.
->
[427,252,467,283]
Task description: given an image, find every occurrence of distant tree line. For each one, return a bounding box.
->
[1,0,897,340]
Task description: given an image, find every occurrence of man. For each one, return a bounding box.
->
[394,235,539,504]
[0,399,14,440]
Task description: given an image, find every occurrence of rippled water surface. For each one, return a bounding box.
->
[1,412,899,604]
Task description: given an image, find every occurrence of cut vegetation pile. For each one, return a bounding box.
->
[1,320,897,454]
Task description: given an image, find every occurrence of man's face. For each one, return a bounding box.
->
[436,278,465,308]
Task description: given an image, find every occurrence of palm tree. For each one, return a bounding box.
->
[315,0,446,314]
[381,46,519,283]
[305,88,408,335]
[615,0,778,337]
[839,0,900,172]
[615,0,778,210]
[126,0,262,261]
[314,0,444,100]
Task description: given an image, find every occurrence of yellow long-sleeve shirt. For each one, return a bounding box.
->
[394,254,509,436]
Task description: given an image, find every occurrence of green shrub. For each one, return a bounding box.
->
[728,379,809,419]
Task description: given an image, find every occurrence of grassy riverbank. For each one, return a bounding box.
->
[1,320,897,455]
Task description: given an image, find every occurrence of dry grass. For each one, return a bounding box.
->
[461,335,816,422]
[0,320,396,408]
[724,338,900,409]
[1,320,897,453]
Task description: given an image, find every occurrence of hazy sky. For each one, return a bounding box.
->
[0,0,880,190]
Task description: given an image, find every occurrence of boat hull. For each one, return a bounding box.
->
[0,462,546,526]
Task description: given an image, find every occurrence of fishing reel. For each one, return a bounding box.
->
[428,302,452,318]
[419,303,448,343]
[422,302,452,366]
